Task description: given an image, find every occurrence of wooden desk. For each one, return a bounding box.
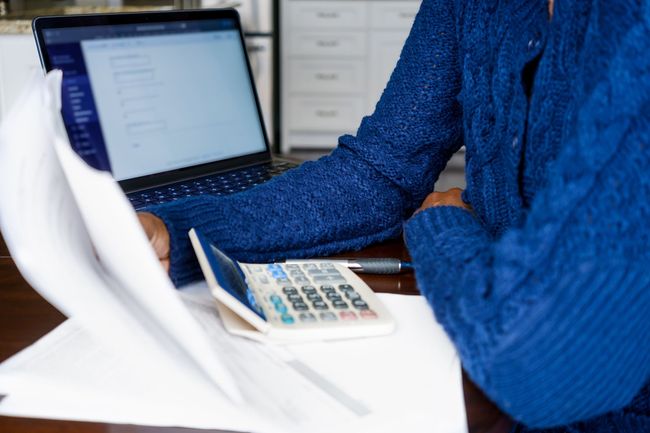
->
[0,233,512,433]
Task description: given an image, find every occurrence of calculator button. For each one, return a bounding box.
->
[286,293,303,302]
[306,293,322,301]
[267,264,282,271]
[313,275,346,283]
[276,278,291,284]
[339,311,358,321]
[326,292,342,302]
[312,301,329,310]
[332,300,349,309]
[285,264,301,270]
[274,303,288,313]
[269,294,282,304]
[302,264,318,270]
[289,270,305,277]
[344,290,361,300]
[320,262,335,269]
[338,284,354,292]
[320,285,335,293]
[320,312,338,321]
[299,312,317,322]
[292,302,309,311]
[293,276,310,284]
[281,314,295,324]
[360,309,378,319]
[258,276,269,284]
[270,270,286,278]
[282,286,298,294]
[301,285,317,294]
[352,299,369,310]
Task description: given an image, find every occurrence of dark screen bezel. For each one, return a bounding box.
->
[32,9,273,193]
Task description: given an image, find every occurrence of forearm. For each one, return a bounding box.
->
[405,202,650,427]
[146,146,407,286]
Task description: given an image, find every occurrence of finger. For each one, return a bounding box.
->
[137,213,155,239]
[137,213,170,260]
[161,258,170,274]
[151,232,170,261]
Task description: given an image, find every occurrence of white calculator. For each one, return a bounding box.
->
[189,228,396,342]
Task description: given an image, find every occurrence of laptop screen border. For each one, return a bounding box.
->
[32,9,273,194]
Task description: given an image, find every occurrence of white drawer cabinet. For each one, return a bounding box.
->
[289,96,365,131]
[0,35,41,122]
[288,60,365,93]
[288,1,368,29]
[289,32,367,57]
[281,0,421,151]
[369,1,420,29]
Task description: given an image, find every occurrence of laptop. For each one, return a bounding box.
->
[32,9,295,210]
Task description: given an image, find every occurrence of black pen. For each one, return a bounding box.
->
[284,258,413,274]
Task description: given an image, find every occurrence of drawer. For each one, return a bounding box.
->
[369,1,420,30]
[290,32,366,57]
[289,60,365,94]
[288,1,367,29]
[288,97,365,131]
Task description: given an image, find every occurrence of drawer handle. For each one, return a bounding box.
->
[315,72,339,81]
[316,11,340,19]
[316,40,340,48]
[315,109,339,118]
[398,12,416,19]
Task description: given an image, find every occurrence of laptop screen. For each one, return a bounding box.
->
[39,18,268,182]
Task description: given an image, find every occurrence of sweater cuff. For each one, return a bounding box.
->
[405,205,489,260]
[404,205,491,300]
[145,198,210,287]
[408,205,480,238]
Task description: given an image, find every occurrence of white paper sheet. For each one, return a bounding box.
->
[0,72,369,433]
[0,72,466,432]
[46,70,244,405]
[287,293,467,433]
[0,71,244,409]
[0,297,358,433]
[182,283,467,433]
[0,291,467,433]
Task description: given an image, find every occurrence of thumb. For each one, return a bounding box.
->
[137,212,170,261]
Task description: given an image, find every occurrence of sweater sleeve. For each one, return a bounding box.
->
[404,27,650,429]
[145,0,463,286]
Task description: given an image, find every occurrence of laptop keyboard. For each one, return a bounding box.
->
[127,161,296,210]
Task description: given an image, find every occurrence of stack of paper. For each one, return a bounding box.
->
[0,71,467,433]
[0,289,466,433]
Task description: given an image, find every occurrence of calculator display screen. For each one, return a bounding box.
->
[208,244,265,319]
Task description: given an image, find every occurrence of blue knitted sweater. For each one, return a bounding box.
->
[147,0,650,430]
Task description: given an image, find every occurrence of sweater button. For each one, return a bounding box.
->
[512,136,519,149]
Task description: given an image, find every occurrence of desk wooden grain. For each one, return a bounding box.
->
[0,233,9,257]
[0,232,512,433]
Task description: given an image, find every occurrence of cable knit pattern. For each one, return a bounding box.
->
[147,0,650,430]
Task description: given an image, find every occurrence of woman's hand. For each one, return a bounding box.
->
[137,212,171,272]
[415,188,472,214]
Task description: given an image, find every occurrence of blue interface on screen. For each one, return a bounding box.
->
[42,20,267,181]
[207,243,265,319]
